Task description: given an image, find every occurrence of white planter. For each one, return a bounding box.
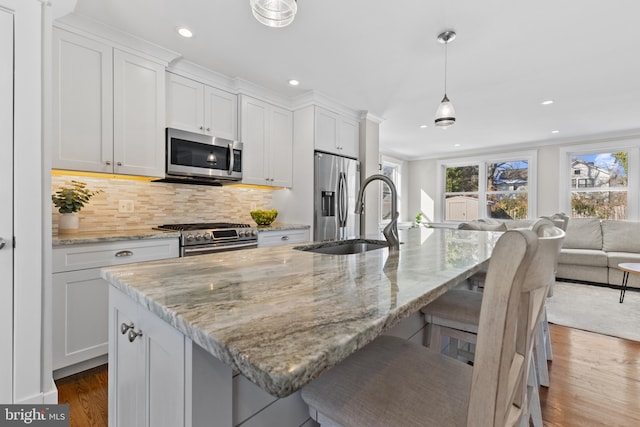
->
[59,213,79,233]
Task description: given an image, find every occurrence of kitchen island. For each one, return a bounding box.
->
[102,227,500,426]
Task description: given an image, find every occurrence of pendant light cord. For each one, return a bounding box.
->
[444,40,448,95]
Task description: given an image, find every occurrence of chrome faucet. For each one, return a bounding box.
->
[355,174,399,252]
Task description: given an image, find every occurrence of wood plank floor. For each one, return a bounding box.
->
[55,324,640,427]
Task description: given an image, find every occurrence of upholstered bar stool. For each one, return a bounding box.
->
[302,229,544,427]
[421,220,564,427]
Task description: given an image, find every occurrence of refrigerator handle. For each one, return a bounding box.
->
[338,172,347,228]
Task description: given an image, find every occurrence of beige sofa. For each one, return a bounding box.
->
[460,216,640,289]
[557,218,640,289]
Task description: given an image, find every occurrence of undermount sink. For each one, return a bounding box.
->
[294,239,388,255]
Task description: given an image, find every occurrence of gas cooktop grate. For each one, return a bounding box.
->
[156,223,252,231]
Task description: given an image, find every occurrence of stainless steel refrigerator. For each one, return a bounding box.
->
[314,151,360,241]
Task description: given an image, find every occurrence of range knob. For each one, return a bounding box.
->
[238,230,245,237]
[252,230,258,236]
[204,232,212,240]
[195,234,203,241]
[186,234,195,242]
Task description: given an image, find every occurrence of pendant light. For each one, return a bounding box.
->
[435,30,456,128]
[250,0,297,28]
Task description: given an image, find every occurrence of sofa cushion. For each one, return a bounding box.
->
[459,221,507,231]
[563,218,602,250]
[607,251,640,267]
[558,248,608,267]
[601,220,640,252]
[501,219,536,230]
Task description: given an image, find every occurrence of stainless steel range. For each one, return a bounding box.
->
[155,223,258,257]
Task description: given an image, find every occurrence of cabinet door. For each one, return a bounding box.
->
[141,302,186,427]
[113,50,166,178]
[268,106,293,187]
[52,269,109,371]
[204,85,238,140]
[52,28,113,173]
[109,287,145,427]
[314,107,339,154]
[166,73,205,134]
[258,229,310,248]
[339,118,359,159]
[240,96,269,185]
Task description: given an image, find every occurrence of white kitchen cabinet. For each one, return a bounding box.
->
[52,238,179,378]
[240,95,293,187]
[166,72,238,140]
[314,106,359,159]
[52,28,166,177]
[258,228,310,248]
[109,286,185,427]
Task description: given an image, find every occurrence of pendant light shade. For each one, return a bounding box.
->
[435,31,456,128]
[435,94,456,127]
[250,0,297,28]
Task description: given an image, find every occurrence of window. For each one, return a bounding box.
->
[380,160,400,222]
[438,151,536,222]
[569,152,628,219]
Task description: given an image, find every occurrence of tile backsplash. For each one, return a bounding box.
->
[51,174,274,234]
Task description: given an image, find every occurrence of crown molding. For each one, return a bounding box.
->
[54,13,181,65]
[167,59,237,94]
[291,90,363,121]
[359,111,385,124]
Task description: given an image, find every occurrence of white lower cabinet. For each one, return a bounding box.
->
[52,238,178,377]
[257,229,310,248]
[110,290,317,427]
[109,286,185,427]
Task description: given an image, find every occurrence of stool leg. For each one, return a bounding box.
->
[620,271,629,303]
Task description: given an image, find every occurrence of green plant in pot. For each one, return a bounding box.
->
[52,180,102,233]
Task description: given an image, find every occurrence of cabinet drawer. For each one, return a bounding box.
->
[257,229,310,248]
[53,238,179,273]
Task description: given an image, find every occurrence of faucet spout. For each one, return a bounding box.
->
[355,174,399,252]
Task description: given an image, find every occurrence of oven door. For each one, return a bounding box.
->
[181,241,258,257]
[166,128,242,180]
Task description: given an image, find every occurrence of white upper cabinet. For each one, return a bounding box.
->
[166,73,238,140]
[52,28,166,177]
[240,95,293,187]
[314,106,359,159]
[52,29,114,173]
[113,50,165,177]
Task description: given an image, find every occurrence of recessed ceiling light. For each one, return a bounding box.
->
[177,27,193,38]
[419,124,428,129]
[541,100,554,105]
[551,130,560,134]
[288,79,300,86]
[454,144,461,147]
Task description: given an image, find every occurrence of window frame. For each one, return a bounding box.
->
[379,157,402,225]
[559,142,640,220]
[436,150,537,223]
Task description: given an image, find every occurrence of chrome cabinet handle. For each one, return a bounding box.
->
[115,250,133,257]
[120,322,134,335]
[281,235,289,241]
[106,160,112,165]
[199,126,204,130]
[128,328,143,342]
[206,127,211,132]
[116,161,122,166]
[0,238,5,250]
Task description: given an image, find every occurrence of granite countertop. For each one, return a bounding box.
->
[255,223,310,232]
[52,228,180,246]
[101,227,500,397]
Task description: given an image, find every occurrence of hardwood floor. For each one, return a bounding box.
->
[55,324,640,427]
[55,365,108,427]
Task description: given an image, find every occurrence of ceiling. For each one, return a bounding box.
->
[70,0,640,160]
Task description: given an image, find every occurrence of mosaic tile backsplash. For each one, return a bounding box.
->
[51,174,274,235]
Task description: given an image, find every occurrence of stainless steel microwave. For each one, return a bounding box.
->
[163,128,242,184]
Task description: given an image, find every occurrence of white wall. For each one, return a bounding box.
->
[407,159,438,223]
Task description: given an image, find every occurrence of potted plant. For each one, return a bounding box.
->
[52,180,102,233]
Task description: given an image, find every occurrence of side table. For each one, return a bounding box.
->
[617,263,640,303]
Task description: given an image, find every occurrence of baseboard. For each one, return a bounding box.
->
[43,377,59,404]
[53,354,108,380]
